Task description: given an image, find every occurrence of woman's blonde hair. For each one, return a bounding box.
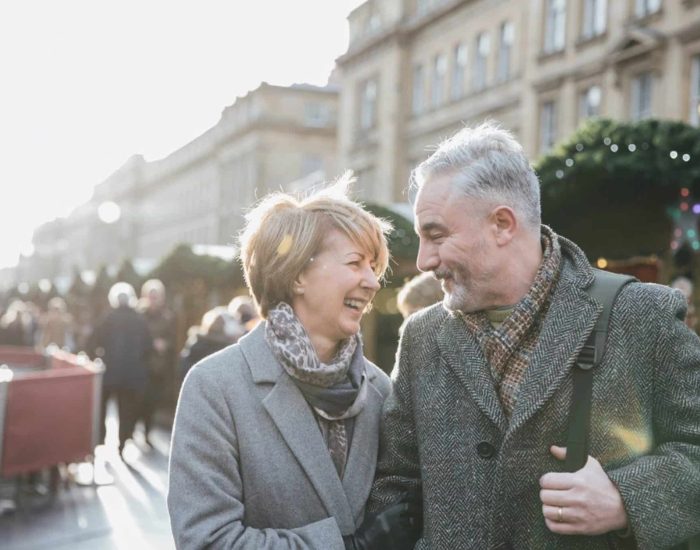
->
[239,172,392,318]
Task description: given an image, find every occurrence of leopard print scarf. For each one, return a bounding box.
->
[265,302,358,387]
[265,302,366,478]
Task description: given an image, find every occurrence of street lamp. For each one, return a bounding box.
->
[97,201,121,224]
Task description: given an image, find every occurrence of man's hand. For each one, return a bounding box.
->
[539,445,628,536]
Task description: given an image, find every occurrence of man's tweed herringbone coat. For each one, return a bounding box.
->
[369,235,700,549]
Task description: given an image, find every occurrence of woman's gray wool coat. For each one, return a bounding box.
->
[168,322,391,550]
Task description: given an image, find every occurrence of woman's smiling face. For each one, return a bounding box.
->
[291,227,380,354]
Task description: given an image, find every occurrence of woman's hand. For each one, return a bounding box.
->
[343,489,422,550]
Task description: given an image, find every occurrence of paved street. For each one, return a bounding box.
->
[0,404,175,550]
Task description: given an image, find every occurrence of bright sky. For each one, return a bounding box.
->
[0,0,365,270]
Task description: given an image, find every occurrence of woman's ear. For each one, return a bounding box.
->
[293,274,305,295]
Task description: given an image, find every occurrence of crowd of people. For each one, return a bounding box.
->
[0,279,260,457]
[3,121,699,548]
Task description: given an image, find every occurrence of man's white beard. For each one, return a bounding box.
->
[442,282,470,313]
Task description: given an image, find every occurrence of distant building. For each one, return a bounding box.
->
[21,82,338,283]
[337,0,700,203]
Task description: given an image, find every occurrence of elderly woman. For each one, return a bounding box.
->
[168,178,418,549]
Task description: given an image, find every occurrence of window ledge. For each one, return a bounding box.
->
[538,48,566,63]
[576,30,608,49]
[630,7,663,25]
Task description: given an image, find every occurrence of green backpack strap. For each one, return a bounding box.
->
[564,269,636,472]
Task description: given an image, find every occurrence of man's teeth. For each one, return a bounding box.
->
[344,299,364,310]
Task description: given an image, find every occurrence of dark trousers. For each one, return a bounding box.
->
[140,371,165,435]
[101,386,144,449]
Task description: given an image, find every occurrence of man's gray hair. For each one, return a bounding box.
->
[412,121,541,228]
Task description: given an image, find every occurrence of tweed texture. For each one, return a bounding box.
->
[461,226,561,417]
[369,233,700,550]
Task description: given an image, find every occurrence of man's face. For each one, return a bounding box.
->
[414,173,499,313]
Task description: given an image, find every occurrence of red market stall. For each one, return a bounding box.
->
[0,346,103,502]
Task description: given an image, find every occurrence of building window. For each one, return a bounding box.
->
[412,64,425,115]
[540,100,557,152]
[579,85,602,120]
[497,21,514,82]
[582,0,606,39]
[451,43,468,100]
[473,32,490,91]
[544,0,566,54]
[635,0,661,18]
[304,102,330,127]
[690,55,700,126]
[630,72,653,121]
[359,78,378,131]
[431,54,447,108]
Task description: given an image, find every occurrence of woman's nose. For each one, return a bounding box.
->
[361,266,380,291]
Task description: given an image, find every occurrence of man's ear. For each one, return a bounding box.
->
[490,206,517,245]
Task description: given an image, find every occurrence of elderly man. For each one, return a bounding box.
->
[369,122,700,549]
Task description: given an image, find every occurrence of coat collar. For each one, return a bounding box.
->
[437,312,509,432]
[437,233,601,435]
[238,321,383,531]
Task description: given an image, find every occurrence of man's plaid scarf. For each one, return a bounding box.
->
[461,226,562,418]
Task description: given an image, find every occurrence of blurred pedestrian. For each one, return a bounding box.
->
[90,282,153,457]
[396,272,444,319]
[168,176,419,549]
[38,297,75,351]
[0,300,30,346]
[227,294,260,334]
[178,306,240,380]
[138,279,176,446]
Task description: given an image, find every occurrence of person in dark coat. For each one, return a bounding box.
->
[0,300,31,346]
[91,282,153,456]
[178,306,240,380]
[138,279,176,446]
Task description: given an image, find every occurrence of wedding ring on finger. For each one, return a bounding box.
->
[557,506,564,523]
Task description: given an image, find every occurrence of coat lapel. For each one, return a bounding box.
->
[341,368,385,525]
[437,313,508,432]
[239,324,355,531]
[508,270,600,435]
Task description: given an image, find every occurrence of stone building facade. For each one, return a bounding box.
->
[337,0,700,203]
[22,83,338,283]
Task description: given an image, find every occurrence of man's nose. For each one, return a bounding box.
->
[416,240,438,273]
